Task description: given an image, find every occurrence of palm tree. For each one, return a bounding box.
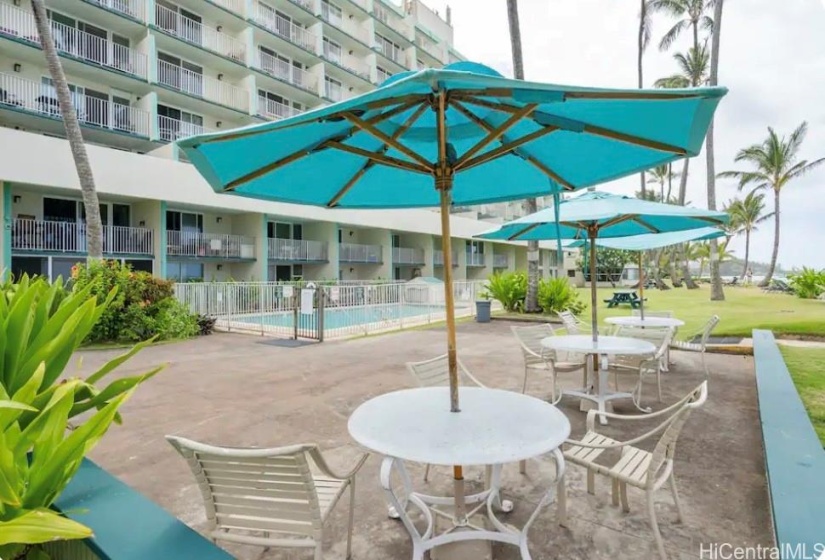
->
[705,0,725,300]
[30,0,103,259]
[725,192,773,278]
[638,0,652,198]
[719,122,825,286]
[649,0,715,53]
[646,164,680,201]
[506,0,539,312]
[692,241,711,278]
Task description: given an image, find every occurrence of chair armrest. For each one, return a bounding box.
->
[311,449,370,480]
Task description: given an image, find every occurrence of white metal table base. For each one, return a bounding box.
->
[561,355,648,424]
[381,451,566,560]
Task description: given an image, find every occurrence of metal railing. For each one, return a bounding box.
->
[415,32,444,61]
[254,50,314,91]
[392,247,425,265]
[166,231,256,259]
[0,73,151,137]
[209,0,245,15]
[268,238,328,261]
[11,219,153,254]
[339,242,381,263]
[290,0,314,10]
[373,36,406,65]
[466,252,486,267]
[84,0,146,21]
[156,59,249,111]
[0,4,148,78]
[251,2,317,52]
[372,2,411,39]
[155,4,246,63]
[375,66,392,83]
[174,279,493,340]
[434,250,458,267]
[257,95,302,120]
[324,80,343,101]
[156,115,212,142]
[493,254,509,268]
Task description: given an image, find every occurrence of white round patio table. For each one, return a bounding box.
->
[348,386,570,560]
[541,335,656,424]
[605,316,685,328]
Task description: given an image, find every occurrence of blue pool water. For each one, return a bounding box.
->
[235,304,443,330]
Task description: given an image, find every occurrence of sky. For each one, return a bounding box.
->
[418,0,825,270]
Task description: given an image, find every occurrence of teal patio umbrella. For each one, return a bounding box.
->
[478,191,729,333]
[564,226,727,318]
[177,61,724,514]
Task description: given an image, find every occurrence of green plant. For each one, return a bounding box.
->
[484,272,527,312]
[0,275,161,558]
[788,268,825,299]
[537,277,585,315]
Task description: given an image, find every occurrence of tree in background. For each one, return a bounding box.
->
[705,0,725,300]
[637,0,652,198]
[30,0,103,259]
[725,191,773,279]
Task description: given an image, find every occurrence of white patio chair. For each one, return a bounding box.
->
[563,382,708,560]
[166,436,368,560]
[609,327,675,409]
[511,323,586,403]
[669,315,720,377]
[557,310,591,335]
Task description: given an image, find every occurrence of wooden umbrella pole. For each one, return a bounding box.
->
[589,226,598,344]
[638,251,645,320]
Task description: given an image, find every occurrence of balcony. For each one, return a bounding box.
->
[339,242,381,263]
[156,59,249,112]
[373,38,405,67]
[372,1,411,39]
[493,254,509,268]
[392,247,425,265]
[84,0,146,22]
[289,0,314,11]
[0,73,151,137]
[323,43,370,81]
[0,3,148,79]
[208,0,245,16]
[11,219,153,255]
[415,32,445,62]
[434,250,458,267]
[254,50,316,92]
[324,80,343,101]
[257,95,301,120]
[268,238,328,262]
[251,2,317,52]
[157,114,213,142]
[166,231,256,259]
[466,252,486,267]
[155,4,246,63]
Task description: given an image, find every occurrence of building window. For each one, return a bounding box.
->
[323,37,342,64]
[157,52,204,96]
[324,76,343,101]
[321,0,342,26]
[166,210,203,232]
[466,240,484,254]
[374,33,402,64]
[157,105,204,142]
[376,66,391,83]
[166,262,204,281]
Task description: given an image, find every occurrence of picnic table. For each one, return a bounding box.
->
[604,289,646,308]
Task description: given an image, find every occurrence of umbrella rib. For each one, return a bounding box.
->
[458,126,560,171]
[327,141,431,173]
[448,88,708,101]
[343,112,433,170]
[327,104,430,208]
[452,103,539,171]
[633,217,663,234]
[506,222,542,241]
[451,101,575,190]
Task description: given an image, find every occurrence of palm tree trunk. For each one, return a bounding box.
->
[666,163,674,201]
[678,157,690,205]
[761,189,780,287]
[507,0,539,312]
[668,248,682,287]
[681,246,698,288]
[31,0,103,260]
[707,0,725,301]
[742,229,750,279]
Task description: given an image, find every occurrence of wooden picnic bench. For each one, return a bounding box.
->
[604,289,647,309]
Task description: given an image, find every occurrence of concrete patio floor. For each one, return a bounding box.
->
[79,321,772,560]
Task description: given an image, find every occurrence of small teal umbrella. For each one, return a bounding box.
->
[177,62,725,414]
[477,191,729,332]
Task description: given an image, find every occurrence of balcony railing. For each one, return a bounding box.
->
[493,254,509,268]
[84,0,146,21]
[0,4,148,78]
[339,242,381,263]
[157,115,212,142]
[11,219,153,255]
[372,2,410,38]
[166,231,256,259]
[268,238,328,261]
[254,50,314,91]
[466,252,486,267]
[415,33,444,62]
[373,38,405,66]
[257,95,301,120]
[0,73,151,137]
[251,2,317,52]
[434,250,458,267]
[325,81,343,101]
[209,0,245,16]
[290,0,314,11]
[156,59,249,111]
[392,247,425,265]
[155,4,246,63]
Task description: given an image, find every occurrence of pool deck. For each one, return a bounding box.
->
[80,321,772,559]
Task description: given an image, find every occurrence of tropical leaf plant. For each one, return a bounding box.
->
[537,277,585,315]
[483,272,527,313]
[788,268,825,299]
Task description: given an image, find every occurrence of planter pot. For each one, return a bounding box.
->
[476,300,492,323]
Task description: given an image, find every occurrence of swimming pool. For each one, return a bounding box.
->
[234,303,445,330]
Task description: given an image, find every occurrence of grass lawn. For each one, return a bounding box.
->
[582,285,825,340]
[779,346,825,445]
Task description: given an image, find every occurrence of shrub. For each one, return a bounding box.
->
[538,277,585,315]
[71,261,197,343]
[484,272,527,312]
[197,315,217,335]
[0,275,161,558]
[788,268,825,299]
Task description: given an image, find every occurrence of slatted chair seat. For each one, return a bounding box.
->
[167,437,368,560]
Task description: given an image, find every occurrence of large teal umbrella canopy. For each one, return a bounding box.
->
[177,62,726,208]
[562,226,726,250]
